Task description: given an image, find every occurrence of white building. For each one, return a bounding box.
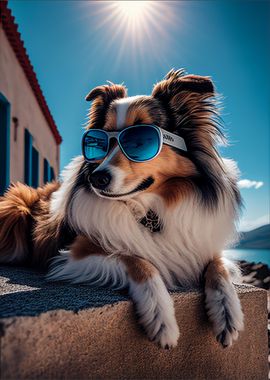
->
[0,1,62,195]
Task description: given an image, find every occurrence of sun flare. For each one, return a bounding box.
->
[80,1,176,71]
[115,1,152,22]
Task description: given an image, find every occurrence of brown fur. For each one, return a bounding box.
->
[0,181,65,268]
[156,178,195,207]
[102,96,167,131]
[69,235,156,283]
[152,70,214,99]
[31,199,63,268]
[118,255,157,283]
[152,71,227,208]
[125,101,155,126]
[86,84,127,130]
[110,141,197,206]
[169,91,222,153]
[152,71,222,160]
[85,84,127,103]
[71,235,106,260]
[0,183,40,264]
[37,181,61,201]
[103,105,117,130]
[204,257,229,289]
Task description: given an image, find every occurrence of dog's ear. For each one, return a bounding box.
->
[152,69,214,103]
[85,83,127,129]
[85,83,127,103]
[152,69,222,152]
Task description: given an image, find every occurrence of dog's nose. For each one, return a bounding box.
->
[90,170,112,190]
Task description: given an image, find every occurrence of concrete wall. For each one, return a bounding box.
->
[0,24,59,186]
[0,265,268,380]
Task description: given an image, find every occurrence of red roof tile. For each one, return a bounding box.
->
[0,0,62,144]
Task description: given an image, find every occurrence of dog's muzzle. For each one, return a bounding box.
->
[89,169,112,190]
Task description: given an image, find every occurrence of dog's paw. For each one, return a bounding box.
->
[216,327,239,348]
[150,319,180,349]
[205,280,244,348]
[130,276,180,349]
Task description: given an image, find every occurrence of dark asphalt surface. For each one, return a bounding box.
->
[0,266,129,318]
[0,265,198,318]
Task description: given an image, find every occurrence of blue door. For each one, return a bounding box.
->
[0,93,10,195]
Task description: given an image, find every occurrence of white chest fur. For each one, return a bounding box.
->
[51,156,239,289]
[67,187,237,288]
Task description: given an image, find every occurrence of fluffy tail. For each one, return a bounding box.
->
[0,183,40,264]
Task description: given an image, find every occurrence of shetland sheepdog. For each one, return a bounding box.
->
[0,70,244,349]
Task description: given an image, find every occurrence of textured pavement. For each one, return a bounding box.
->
[0,265,195,318]
[0,266,128,317]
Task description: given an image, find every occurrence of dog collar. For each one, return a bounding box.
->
[139,209,162,233]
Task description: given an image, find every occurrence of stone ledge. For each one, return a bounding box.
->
[0,266,268,379]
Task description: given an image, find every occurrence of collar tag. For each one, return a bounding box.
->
[139,209,162,233]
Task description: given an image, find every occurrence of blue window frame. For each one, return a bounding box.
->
[24,129,33,185]
[0,93,10,195]
[32,146,39,188]
[44,158,56,183]
[50,166,55,181]
[43,158,50,184]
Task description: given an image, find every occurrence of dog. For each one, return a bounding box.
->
[0,69,244,349]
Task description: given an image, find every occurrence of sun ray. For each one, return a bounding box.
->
[79,1,178,82]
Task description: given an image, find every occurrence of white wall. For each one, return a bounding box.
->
[0,24,60,185]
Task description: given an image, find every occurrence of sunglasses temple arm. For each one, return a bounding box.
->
[160,128,187,152]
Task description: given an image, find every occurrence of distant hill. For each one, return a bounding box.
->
[237,224,270,249]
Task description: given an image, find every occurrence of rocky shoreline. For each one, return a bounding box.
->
[238,260,270,290]
[238,260,270,376]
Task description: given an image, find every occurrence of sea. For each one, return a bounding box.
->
[225,249,270,266]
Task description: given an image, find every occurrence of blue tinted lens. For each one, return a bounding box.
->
[119,126,160,162]
[83,130,108,161]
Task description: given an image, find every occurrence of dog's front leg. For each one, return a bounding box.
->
[204,256,244,347]
[47,235,180,348]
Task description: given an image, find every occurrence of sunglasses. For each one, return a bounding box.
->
[82,124,187,163]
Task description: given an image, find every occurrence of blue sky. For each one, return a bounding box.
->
[9,0,270,230]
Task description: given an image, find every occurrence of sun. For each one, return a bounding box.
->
[79,1,176,71]
[115,1,152,22]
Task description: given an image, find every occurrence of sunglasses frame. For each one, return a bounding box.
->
[82,124,187,163]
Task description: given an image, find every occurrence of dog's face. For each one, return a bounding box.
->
[81,70,223,206]
[86,95,197,201]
